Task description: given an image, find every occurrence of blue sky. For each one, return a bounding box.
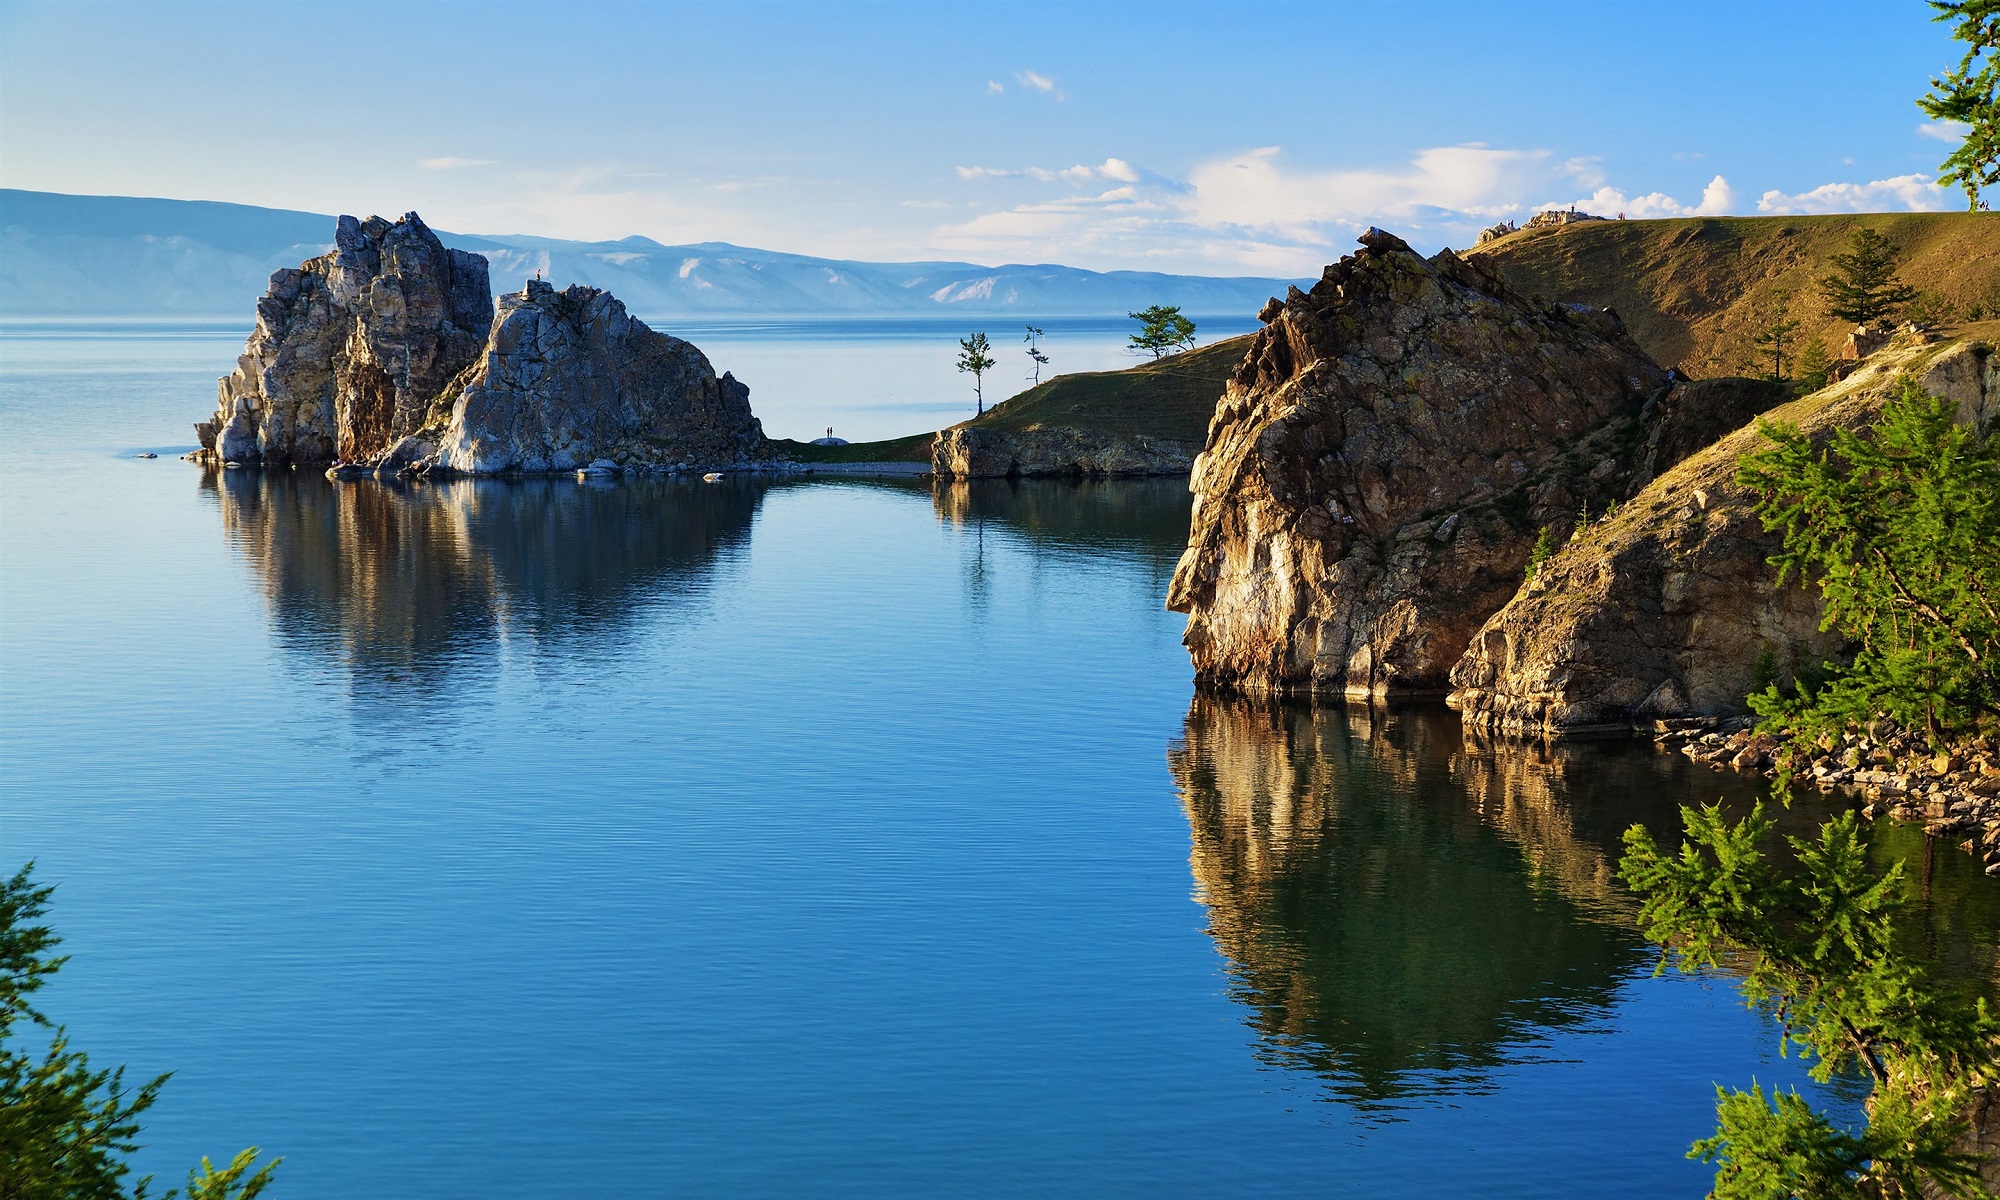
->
[0,0,1972,274]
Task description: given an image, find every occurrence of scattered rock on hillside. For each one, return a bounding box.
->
[1447,335,1997,736]
[196,212,490,465]
[931,425,1192,478]
[1165,228,1670,698]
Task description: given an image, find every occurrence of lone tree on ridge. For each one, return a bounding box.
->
[1817,228,1918,326]
[1127,305,1196,359]
[1024,325,1050,386]
[957,331,997,416]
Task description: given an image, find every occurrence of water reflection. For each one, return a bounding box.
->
[930,478,1193,570]
[1174,696,2000,1108]
[203,470,764,688]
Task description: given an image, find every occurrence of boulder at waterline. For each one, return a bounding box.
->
[931,425,1192,478]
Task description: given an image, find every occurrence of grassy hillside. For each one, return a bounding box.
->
[1471,212,2000,377]
[958,334,1253,446]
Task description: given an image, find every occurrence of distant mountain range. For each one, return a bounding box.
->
[0,189,1301,320]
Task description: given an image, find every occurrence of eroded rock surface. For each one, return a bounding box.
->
[931,425,1191,478]
[1165,228,1671,697]
[424,280,765,474]
[197,212,490,465]
[1448,335,1998,736]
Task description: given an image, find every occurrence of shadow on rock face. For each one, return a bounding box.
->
[202,469,767,691]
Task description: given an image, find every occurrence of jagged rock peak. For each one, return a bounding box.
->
[196,211,491,465]
[1166,227,1672,698]
[410,279,766,475]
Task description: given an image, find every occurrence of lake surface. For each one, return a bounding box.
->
[4,323,1998,1197]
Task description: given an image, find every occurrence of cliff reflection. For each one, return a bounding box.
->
[204,470,763,686]
[1170,696,1646,1108]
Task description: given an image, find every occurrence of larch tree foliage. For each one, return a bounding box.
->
[1920,0,2000,210]
[1818,229,1920,327]
[956,331,996,416]
[1754,290,1803,382]
[1735,377,2000,771]
[1621,804,2000,1198]
[0,863,279,1200]
[1023,325,1050,386]
[1126,305,1196,359]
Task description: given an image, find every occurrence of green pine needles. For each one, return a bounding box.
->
[0,863,278,1200]
[1736,376,2000,776]
[1621,804,2000,1197]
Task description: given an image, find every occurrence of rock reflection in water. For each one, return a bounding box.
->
[1171,695,1648,1108]
[931,478,1194,568]
[203,469,763,685]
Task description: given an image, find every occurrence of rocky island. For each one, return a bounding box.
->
[193,211,766,476]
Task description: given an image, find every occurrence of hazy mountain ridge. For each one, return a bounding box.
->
[0,189,1298,318]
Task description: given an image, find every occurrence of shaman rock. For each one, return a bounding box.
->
[1447,335,1998,736]
[1165,229,1671,698]
[197,212,490,465]
[429,280,764,474]
[931,425,1192,478]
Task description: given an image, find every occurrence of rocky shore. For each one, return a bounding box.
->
[931,425,1191,478]
[1665,718,2000,872]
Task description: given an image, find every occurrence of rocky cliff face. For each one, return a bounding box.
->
[416,280,764,474]
[1448,333,1998,736]
[931,425,1191,478]
[197,212,490,465]
[1165,228,1671,697]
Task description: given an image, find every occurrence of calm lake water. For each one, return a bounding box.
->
[3,322,1997,1197]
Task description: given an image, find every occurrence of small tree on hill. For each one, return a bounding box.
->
[1818,228,1919,326]
[1794,336,1832,393]
[1024,325,1050,386]
[1127,305,1196,359]
[1919,0,1999,211]
[1752,290,1802,381]
[957,331,996,416]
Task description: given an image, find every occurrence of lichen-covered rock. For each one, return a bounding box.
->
[427,280,764,475]
[197,212,490,465]
[931,425,1191,478]
[1447,334,1998,736]
[1165,228,1669,698]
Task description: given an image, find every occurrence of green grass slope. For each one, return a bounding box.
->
[958,334,1253,446]
[1470,212,2000,378]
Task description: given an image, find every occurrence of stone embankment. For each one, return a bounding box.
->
[1447,332,1996,736]
[1166,227,1672,698]
[194,211,771,477]
[931,425,1191,478]
[1665,719,2000,873]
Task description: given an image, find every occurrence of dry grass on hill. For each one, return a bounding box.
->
[1470,212,2000,378]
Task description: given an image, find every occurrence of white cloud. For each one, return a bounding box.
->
[1558,174,1734,219]
[1756,173,1952,215]
[901,199,953,209]
[418,156,496,170]
[956,158,1140,185]
[1181,145,1554,238]
[986,80,1004,94]
[1917,120,1967,143]
[1014,69,1063,99]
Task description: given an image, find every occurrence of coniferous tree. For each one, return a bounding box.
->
[1794,336,1832,393]
[1753,290,1802,381]
[956,332,996,415]
[1126,306,1196,359]
[1818,229,1919,326]
[0,864,279,1200]
[1621,805,2000,1197]
[1919,0,2000,210]
[1023,325,1050,386]
[1736,376,2000,760]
